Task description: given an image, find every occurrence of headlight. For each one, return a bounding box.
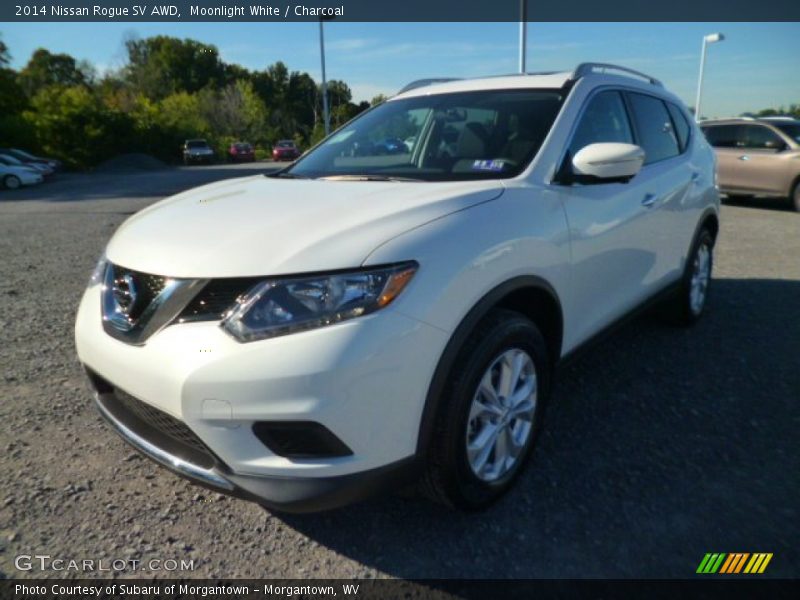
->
[88,255,107,288]
[221,262,418,342]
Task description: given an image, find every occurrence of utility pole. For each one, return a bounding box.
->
[319,20,330,135]
[518,0,527,73]
[694,33,725,122]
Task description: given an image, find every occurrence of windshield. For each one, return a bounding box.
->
[277,141,295,148]
[286,89,563,181]
[773,122,800,144]
[187,140,208,148]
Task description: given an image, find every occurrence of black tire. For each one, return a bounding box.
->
[661,228,714,326]
[3,175,21,190]
[791,180,800,213]
[421,309,552,510]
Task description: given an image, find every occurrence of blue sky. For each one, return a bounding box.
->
[2,22,798,117]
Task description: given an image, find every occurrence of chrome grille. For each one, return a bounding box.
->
[109,265,167,322]
[101,263,208,345]
[177,278,259,322]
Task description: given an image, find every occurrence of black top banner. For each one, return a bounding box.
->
[2,0,800,22]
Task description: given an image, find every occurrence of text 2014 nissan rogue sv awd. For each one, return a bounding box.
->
[76,64,720,512]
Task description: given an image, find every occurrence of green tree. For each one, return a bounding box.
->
[0,68,26,114]
[23,85,134,168]
[205,80,268,150]
[18,48,89,96]
[0,34,10,66]
[750,104,800,118]
[124,35,225,100]
[156,91,209,137]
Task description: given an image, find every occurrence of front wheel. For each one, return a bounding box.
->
[791,181,800,212]
[421,309,551,509]
[662,229,714,326]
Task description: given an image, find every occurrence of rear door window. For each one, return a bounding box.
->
[739,125,785,150]
[701,125,739,148]
[626,93,680,164]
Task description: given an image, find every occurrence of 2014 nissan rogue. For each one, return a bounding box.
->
[75,64,720,512]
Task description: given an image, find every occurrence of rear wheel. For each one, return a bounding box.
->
[791,181,800,212]
[3,175,21,190]
[422,309,551,509]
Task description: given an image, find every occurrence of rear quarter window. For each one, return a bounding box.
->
[667,103,691,152]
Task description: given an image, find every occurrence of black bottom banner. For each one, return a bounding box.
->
[2,579,799,600]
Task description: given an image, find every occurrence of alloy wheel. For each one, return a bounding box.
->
[689,243,711,315]
[466,348,537,483]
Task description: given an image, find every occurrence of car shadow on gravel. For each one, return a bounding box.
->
[276,278,800,579]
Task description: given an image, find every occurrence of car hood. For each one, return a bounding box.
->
[106,175,504,278]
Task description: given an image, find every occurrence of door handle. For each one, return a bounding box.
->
[641,193,657,207]
[690,171,700,183]
[738,155,750,161]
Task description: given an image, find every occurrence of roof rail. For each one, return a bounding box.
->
[705,116,755,121]
[572,63,662,87]
[397,78,462,94]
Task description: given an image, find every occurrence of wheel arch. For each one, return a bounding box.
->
[700,209,719,242]
[415,275,563,456]
[788,172,800,199]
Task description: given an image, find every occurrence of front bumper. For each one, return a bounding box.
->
[75,284,448,510]
[22,174,44,185]
[91,382,420,512]
[185,153,214,162]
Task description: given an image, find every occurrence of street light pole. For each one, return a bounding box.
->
[319,20,330,136]
[518,0,527,73]
[694,32,725,122]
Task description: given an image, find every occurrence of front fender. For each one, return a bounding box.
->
[363,186,571,337]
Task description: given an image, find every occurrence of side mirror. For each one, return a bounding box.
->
[571,143,645,182]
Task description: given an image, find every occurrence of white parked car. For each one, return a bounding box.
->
[0,162,44,189]
[0,153,54,178]
[75,64,719,511]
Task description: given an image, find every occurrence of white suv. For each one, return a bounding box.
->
[75,64,719,512]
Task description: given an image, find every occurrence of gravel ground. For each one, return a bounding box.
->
[0,170,798,580]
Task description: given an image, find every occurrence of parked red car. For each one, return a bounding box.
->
[228,142,255,163]
[272,140,301,161]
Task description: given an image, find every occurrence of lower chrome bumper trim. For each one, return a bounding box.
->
[94,393,234,491]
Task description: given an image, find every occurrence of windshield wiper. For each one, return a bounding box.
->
[269,171,309,179]
[319,174,422,182]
